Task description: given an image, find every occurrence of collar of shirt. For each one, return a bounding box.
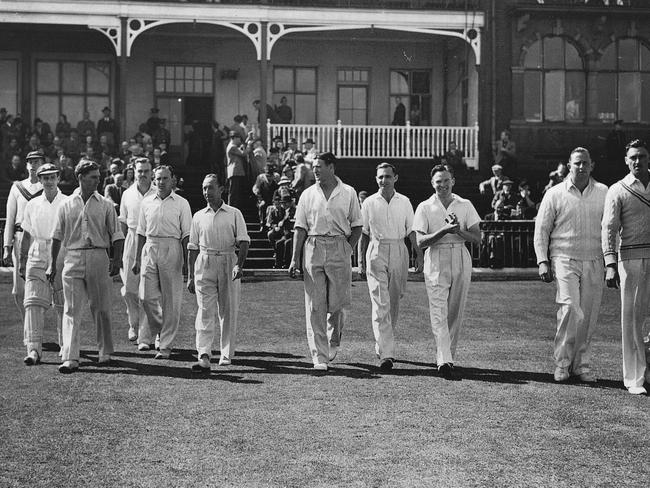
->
[429,192,457,208]
[72,188,103,202]
[153,191,179,202]
[564,176,595,195]
[203,203,231,214]
[623,172,650,190]
[370,190,404,205]
[315,176,344,201]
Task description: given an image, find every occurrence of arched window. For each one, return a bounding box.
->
[523,36,585,122]
[590,38,650,123]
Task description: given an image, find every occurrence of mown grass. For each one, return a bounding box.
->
[0,278,648,488]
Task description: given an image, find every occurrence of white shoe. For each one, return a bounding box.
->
[191,354,211,372]
[23,350,40,366]
[154,334,160,350]
[328,345,339,362]
[128,327,138,342]
[219,357,231,366]
[627,386,647,395]
[58,360,79,374]
[313,363,328,371]
[137,343,150,352]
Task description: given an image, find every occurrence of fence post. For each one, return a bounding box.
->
[405,121,411,159]
[336,120,342,156]
[266,119,271,149]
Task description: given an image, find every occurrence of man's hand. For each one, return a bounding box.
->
[538,261,553,283]
[414,253,424,273]
[288,261,302,279]
[132,260,141,275]
[232,264,243,281]
[18,260,27,280]
[443,222,460,235]
[2,246,12,267]
[46,264,56,284]
[187,276,195,294]
[605,265,620,289]
[109,258,120,277]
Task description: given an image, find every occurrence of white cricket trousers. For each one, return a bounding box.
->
[366,239,409,360]
[120,228,148,337]
[551,257,603,374]
[303,236,352,365]
[194,251,240,360]
[618,258,650,388]
[423,243,472,366]
[61,249,114,361]
[139,237,183,354]
[23,253,64,356]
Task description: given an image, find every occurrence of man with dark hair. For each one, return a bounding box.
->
[226,131,248,209]
[602,139,650,394]
[49,159,124,373]
[535,147,608,383]
[132,165,192,360]
[289,152,362,371]
[413,164,481,379]
[359,162,423,370]
[3,151,44,323]
[97,106,118,147]
[187,174,250,371]
[252,99,280,124]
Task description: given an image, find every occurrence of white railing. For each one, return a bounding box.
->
[267,121,479,169]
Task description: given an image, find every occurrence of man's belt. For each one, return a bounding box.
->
[199,247,236,256]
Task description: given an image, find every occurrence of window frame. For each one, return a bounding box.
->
[154,63,215,96]
[389,69,432,126]
[272,66,318,124]
[336,67,370,125]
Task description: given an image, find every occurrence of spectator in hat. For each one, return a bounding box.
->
[252,162,280,228]
[303,138,318,165]
[273,193,296,269]
[479,164,510,196]
[276,96,293,124]
[490,179,519,220]
[266,193,285,249]
[282,137,301,165]
[3,150,44,323]
[97,106,118,147]
[18,163,66,366]
[544,162,569,194]
[76,111,96,139]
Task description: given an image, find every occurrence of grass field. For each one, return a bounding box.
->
[1,277,649,488]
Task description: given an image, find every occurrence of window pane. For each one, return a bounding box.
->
[156,65,164,78]
[185,80,194,93]
[86,97,109,123]
[565,43,582,70]
[156,79,165,92]
[361,70,368,82]
[544,37,564,70]
[641,73,650,122]
[619,39,638,71]
[337,70,345,82]
[61,95,84,124]
[352,110,366,125]
[175,80,184,92]
[412,71,430,94]
[204,67,213,80]
[203,80,212,94]
[165,80,174,92]
[565,71,585,121]
[0,60,18,114]
[641,43,650,71]
[166,66,174,78]
[175,66,183,78]
[391,71,409,94]
[274,68,294,91]
[88,63,110,94]
[544,71,565,121]
[353,87,367,109]
[339,109,352,125]
[37,62,59,92]
[62,62,84,94]
[618,72,640,121]
[600,43,617,70]
[339,87,352,109]
[195,66,203,79]
[295,94,316,124]
[523,71,542,121]
[593,72,616,121]
[296,68,316,92]
[36,95,59,126]
[524,40,541,69]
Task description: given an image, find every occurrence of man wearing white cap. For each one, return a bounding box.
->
[49,160,124,373]
[187,174,250,371]
[3,150,44,322]
[18,163,66,365]
[289,152,362,371]
[359,163,424,371]
[119,158,156,345]
[413,164,481,379]
[132,165,192,360]
[302,138,318,165]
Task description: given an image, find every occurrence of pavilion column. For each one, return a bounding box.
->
[117,16,128,143]
[259,21,268,143]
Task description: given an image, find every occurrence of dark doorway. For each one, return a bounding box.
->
[184,96,213,166]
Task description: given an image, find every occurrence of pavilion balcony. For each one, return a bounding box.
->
[267,121,479,169]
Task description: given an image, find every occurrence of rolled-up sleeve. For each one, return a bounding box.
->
[601,187,621,266]
[51,202,66,241]
[348,190,362,227]
[107,204,125,243]
[533,192,556,264]
[235,210,251,243]
[187,214,199,251]
[180,200,193,240]
[412,204,428,234]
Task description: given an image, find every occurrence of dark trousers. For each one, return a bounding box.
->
[228,176,247,209]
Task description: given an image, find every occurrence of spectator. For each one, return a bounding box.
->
[145,108,161,138]
[76,111,96,139]
[479,164,509,196]
[253,99,280,124]
[1,114,16,150]
[282,138,301,165]
[97,106,118,147]
[392,97,406,126]
[104,173,125,214]
[544,162,569,193]
[64,130,82,162]
[515,181,537,219]
[122,164,135,189]
[102,159,123,189]
[292,159,315,200]
[156,119,171,147]
[266,194,284,250]
[444,141,467,174]
[231,115,247,141]
[302,138,318,165]
[5,154,27,181]
[210,121,227,181]
[268,147,281,168]
[24,134,41,156]
[409,103,421,126]
[252,162,280,228]
[489,179,519,220]
[33,118,51,147]
[55,114,71,139]
[273,194,296,269]
[492,129,517,175]
[2,137,22,165]
[226,131,248,209]
[276,96,293,124]
[248,137,267,177]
